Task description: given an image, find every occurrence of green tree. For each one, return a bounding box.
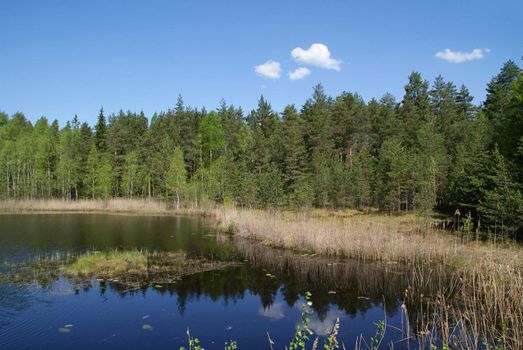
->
[84,144,99,199]
[56,123,80,200]
[166,147,187,209]
[121,150,141,199]
[96,153,114,199]
[197,111,225,167]
[477,148,523,239]
[95,107,108,152]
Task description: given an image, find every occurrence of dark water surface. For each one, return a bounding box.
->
[0,214,415,349]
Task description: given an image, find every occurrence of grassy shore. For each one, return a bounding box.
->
[215,208,522,349]
[215,208,522,265]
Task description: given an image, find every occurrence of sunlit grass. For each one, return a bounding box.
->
[64,250,148,276]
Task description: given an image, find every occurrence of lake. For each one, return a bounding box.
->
[0,214,417,349]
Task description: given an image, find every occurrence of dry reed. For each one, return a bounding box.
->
[216,208,523,349]
[0,198,210,216]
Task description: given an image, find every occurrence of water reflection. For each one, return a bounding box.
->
[0,214,430,349]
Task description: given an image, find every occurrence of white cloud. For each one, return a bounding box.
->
[307,310,344,336]
[435,48,491,63]
[291,43,342,71]
[288,67,311,80]
[254,60,282,79]
[259,302,285,320]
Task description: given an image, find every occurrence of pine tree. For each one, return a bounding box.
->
[95,107,108,152]
[281,105,308,202]
[477,148,523,239]
[400,72,431,147]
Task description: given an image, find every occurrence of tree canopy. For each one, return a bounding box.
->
[1,60,522,239]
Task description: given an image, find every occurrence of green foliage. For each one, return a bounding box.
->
[369,320,386,350]
[1,60,523,239]
[96,153,114,199]
[477,148,523,238]
[121,150,142,199]
[198,111,225,167]
[94,108,108,152]
[166,147,187,209]
[224,340,238,350]
[289,291,314,350]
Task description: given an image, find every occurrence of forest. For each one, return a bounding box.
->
[1,60,522,240]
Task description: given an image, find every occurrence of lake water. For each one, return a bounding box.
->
[0,214,417,349]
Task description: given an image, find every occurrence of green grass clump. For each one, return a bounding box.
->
[64,250,147,276]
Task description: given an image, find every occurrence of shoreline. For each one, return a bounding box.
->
[1,199,522,347]
[0,199,212,217]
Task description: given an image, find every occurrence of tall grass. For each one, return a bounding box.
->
[216,208,463,263]
[216,208,523,349]
[0,198,210,215]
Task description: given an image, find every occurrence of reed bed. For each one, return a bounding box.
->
[216,208,523,349]
[216,208,462,263]
[0,198,209,216]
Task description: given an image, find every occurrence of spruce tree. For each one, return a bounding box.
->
[95,107,108,152]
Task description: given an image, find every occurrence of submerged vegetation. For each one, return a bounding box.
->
[3,249,241,292]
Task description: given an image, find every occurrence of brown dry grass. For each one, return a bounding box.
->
[0,199,210,216]
[217,208,456,263]
[216,208,523,349]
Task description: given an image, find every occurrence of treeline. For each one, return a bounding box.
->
[1,60,522,238]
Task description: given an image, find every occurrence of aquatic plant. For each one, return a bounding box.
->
[288,291,314,350]
[2,249,241,292]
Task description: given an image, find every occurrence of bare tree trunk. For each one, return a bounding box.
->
[148,173,151,201]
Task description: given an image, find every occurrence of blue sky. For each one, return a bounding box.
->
[1,0,522,126]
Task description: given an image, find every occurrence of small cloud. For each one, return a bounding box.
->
[291,43,342,71]
[259,302,285,320]
[255,60,282,79]
[435,48,491,63]
[261,84,268,90]
[307,310,344,336]
[289,67,311,81]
